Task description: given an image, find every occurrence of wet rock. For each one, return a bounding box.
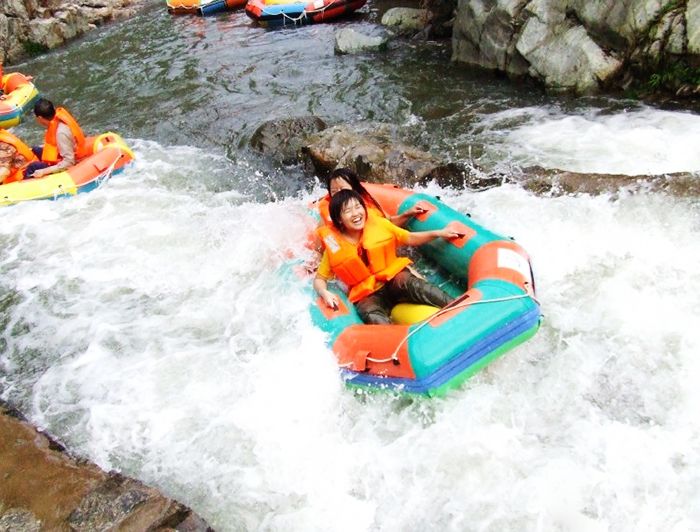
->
[381,7,430,36]
[1,0,145,64]
[0,403,213,531]
[514,166,700,196]
[302,122,471,187]
[451,0,700,95]
[334,28,390,55]
[0,508,42,532]
[250,116,328,164]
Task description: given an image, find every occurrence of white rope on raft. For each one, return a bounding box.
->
[272,0,342,23]
[338,292,540,368]
[2,153,122,205]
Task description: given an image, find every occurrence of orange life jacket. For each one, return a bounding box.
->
[317,215,411,302]
[41,107,90,164]
[0,129,38,184]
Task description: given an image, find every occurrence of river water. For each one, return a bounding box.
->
[2,2,700,530]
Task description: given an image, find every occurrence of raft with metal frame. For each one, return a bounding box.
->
[245,0,366,25]
[0,72,40,129]
[0,133,134,207]
[308,183,541,396]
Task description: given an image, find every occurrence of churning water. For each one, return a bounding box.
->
[1,2,699,530]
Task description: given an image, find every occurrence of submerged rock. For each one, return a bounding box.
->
[515,166,700,197]
[334,28,390,55]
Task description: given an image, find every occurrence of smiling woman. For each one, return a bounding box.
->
[313,189,460,325]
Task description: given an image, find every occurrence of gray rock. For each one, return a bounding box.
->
[334,28,389,54]
[688,0,700,54]
[250,116,328,164]
[302,122,471,187]
[381,7,429,35]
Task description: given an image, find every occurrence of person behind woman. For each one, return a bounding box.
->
[316,167,425,227]
[24,98,90,179]
[313,189,460,325]
[0,129,36,184]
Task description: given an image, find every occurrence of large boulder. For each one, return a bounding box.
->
[249,116,328,164]
[302,123,470,187]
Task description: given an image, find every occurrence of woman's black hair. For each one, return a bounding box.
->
[327,168,386,216]
[329,189,366,232]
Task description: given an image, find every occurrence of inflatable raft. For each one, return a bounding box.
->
[0,72,40,128]
[308,183,541,396]
[0,133,134,207]
[166,0,246,15]
[245,0,366,25]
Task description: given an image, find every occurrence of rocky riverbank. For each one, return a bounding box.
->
[1,0,145,65]
[447,0,700,96]
[0,401,213,531]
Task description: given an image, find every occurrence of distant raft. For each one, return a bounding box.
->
[0,72,40,129]
[0,133,134,207]
[166,0,246,15]
[308,183,541,396]
[245,0,366,25]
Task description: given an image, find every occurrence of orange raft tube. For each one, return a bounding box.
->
[246,0,366,25]
[307,183,541,396]
[166,0,246,15]
[0,72,40,128]
[0,133,134,207]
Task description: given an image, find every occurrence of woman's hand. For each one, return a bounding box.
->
[313,276,340,310]
[321,290,340,310]
[405,204,428,217]
[436,228,464,240]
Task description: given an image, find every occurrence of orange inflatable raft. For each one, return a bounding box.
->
[306,183,541,396]
[0,133,134,207]
[0,72,40,128]
[166,0,246,15]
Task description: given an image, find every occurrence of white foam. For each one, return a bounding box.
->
[480,106,700,175]
[1,139,698,531]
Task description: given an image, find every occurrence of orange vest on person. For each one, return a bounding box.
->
[41,107,91,164]
[0,129,38,184]
[317,216,412,302]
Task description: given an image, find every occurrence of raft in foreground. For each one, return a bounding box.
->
[309,183,541,396]
[0,133,134,207]
[245,0,366,25]
[0,72,40,128]
[166,0,246,15]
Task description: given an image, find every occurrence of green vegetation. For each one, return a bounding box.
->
[646,61,700,92]
[22,40,49,57]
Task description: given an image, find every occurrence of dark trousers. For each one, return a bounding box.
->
[24,146,49,178]
[355,269,453,325]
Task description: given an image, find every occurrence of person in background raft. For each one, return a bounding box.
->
[24,98,90,179]
[316,167,426,227]
[0,129,37,184]
[313,189,461,325]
